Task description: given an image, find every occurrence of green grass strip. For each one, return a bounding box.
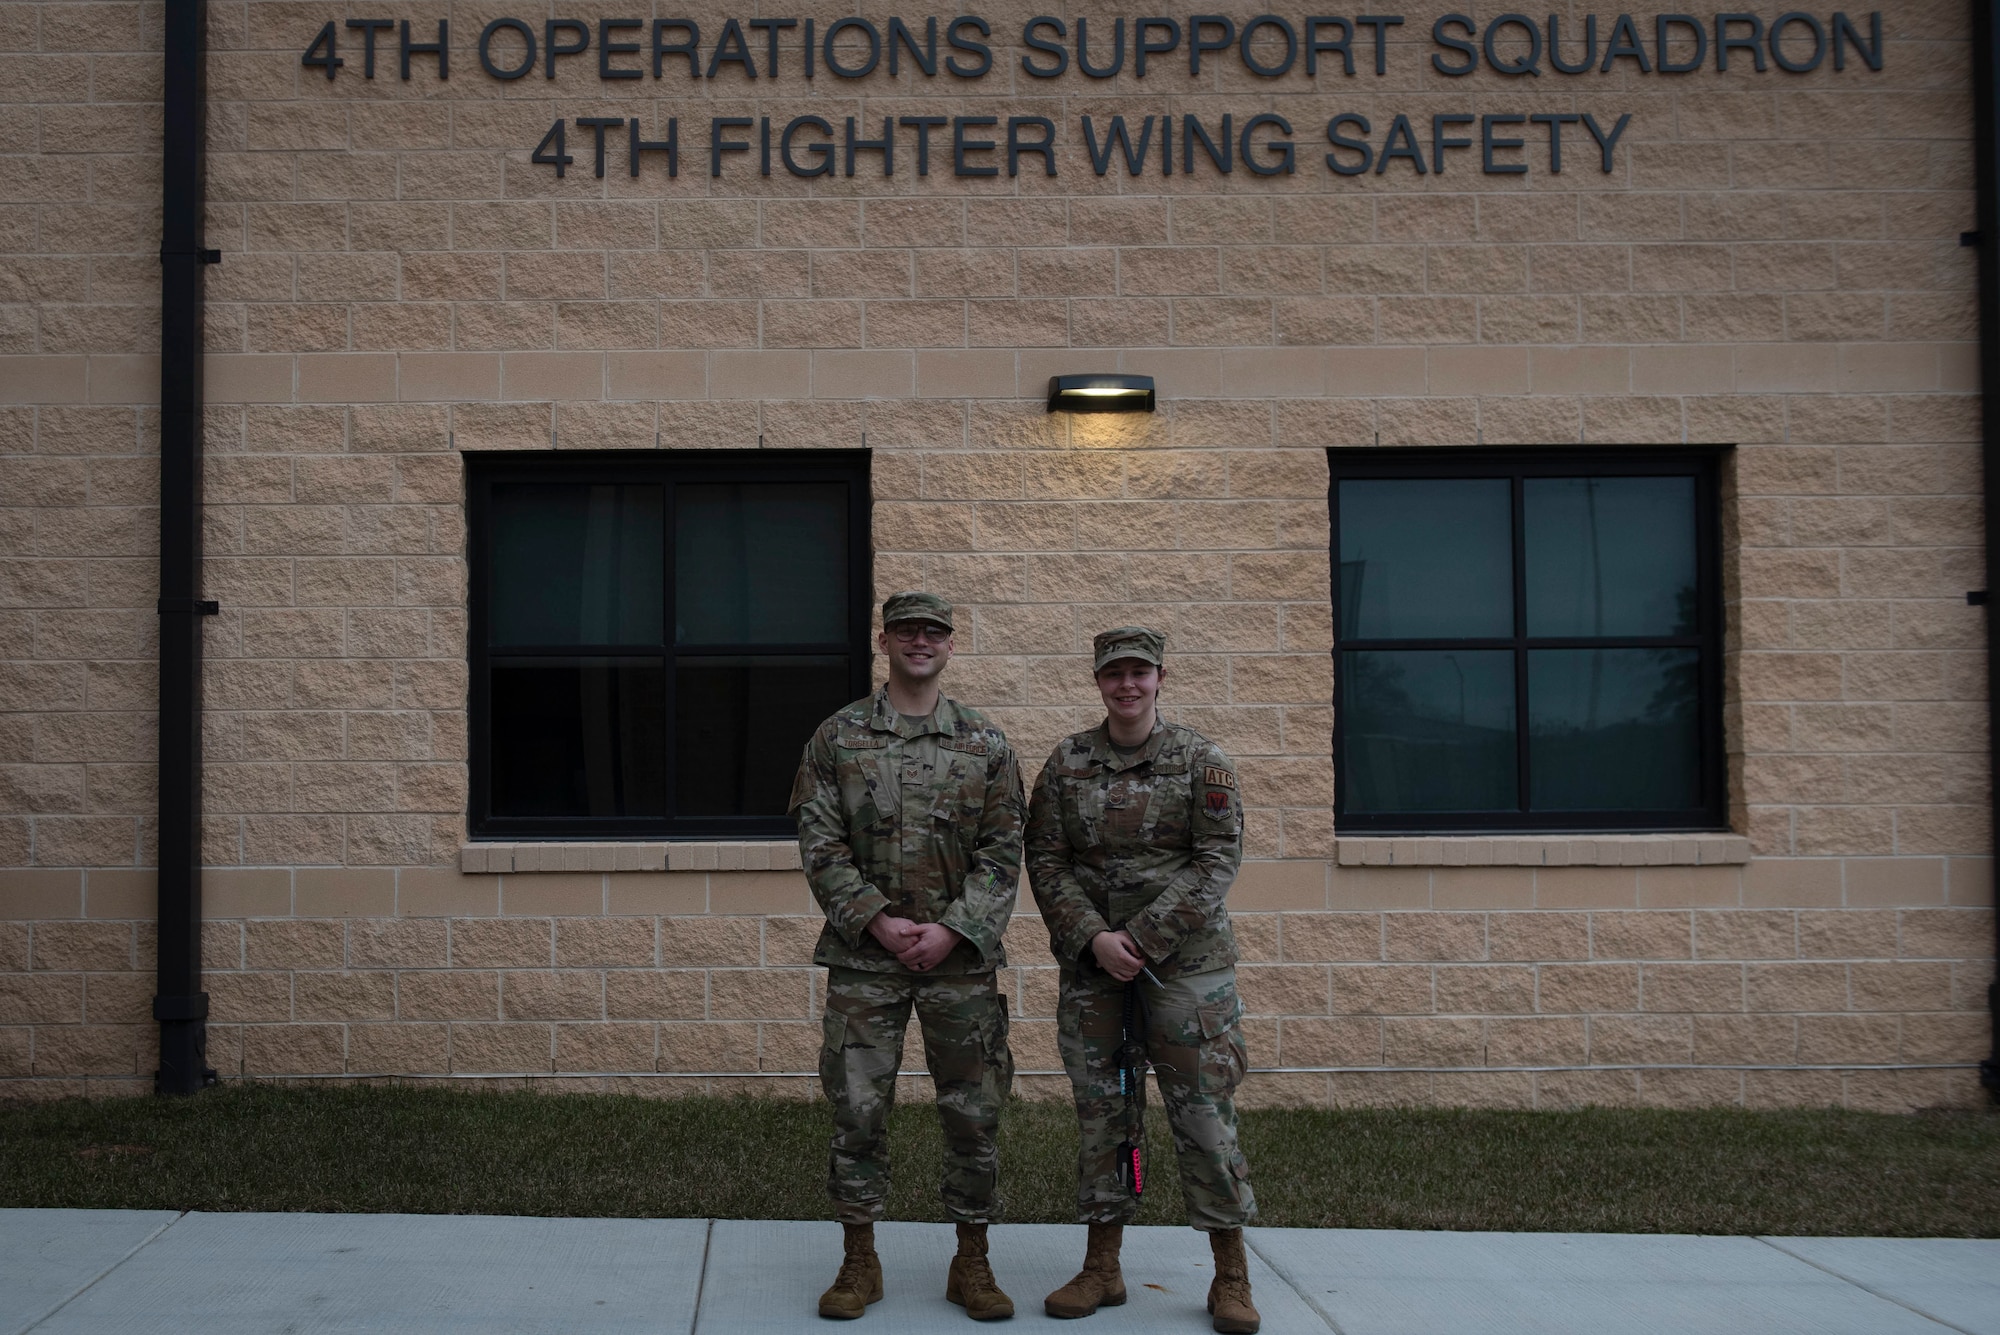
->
[3,1084,1995,1236]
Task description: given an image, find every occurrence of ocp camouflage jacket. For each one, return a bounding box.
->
[1026,718,1243,980]
[789,688,1024,975]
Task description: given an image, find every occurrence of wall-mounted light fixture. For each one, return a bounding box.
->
[1046,373,1156,413]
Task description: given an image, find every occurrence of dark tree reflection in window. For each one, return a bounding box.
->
[1528,649,1700,811]
[1342,650,1517,812]
[1525,477,1696,637]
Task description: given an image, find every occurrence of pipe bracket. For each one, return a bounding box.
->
[152,992,210,1022]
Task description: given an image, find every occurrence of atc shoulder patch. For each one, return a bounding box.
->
[1202,765,1236,790]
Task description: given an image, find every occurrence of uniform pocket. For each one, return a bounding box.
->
[1194,995,1247,1095]
[931,797,969,841]
[1055,984,1086,1079]
[837,750,894,829]
[819,1009,849,1100]
[983,996,1015,1095]
[1196,994,1241,1040]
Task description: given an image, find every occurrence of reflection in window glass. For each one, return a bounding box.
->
[489,658,665,817]
[1338,479,1513,639]
[676,484,848,646]
[1524,477,1696,637]
[489,485,662,647]
[1528,649,1700,811]
[1340,650,1517,812]
[675,657,853,817]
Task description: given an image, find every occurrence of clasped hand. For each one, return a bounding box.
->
[869,912,961,971]
[1089,929,1147,983]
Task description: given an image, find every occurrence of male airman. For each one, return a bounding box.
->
[789,591,1024,1322]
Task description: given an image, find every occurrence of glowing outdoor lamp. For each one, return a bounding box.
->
[1046,373,1156,413]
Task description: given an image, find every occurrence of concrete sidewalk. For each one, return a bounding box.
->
[3,1210,1994,1335]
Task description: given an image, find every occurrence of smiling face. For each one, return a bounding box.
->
[879,619,954,687]
[1095,658,1162,731]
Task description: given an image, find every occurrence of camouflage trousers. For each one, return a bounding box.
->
[1056,965,1257,1232]
[819,966,1014,1225]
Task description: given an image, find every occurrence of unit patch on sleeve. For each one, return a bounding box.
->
[1205,790,1231,817]
[1202,766,1236,790]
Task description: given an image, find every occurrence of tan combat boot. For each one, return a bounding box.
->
[945,1221,1016,1320]
[818,1222,884,1320]
[1043,1221,1127,1318]
[1206,1228,1261,1334]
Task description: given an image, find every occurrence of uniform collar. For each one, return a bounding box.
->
[1088,715,1168,773]
[869,685,956,740]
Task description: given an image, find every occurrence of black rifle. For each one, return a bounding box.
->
[1114,978,1146,1198]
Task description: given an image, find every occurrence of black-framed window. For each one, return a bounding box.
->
[1329,448,1725,834]
[467,450,871,840]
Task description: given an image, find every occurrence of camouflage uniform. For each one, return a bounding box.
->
[791,672,1024,1226]
[1027,697,1258,1232]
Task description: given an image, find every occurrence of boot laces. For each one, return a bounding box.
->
[833,1251,875,1293]
[956,1252,1001,1297]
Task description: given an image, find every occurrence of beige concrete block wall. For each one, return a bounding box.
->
[3,861,1992,1107]
[0,1,1994,1104]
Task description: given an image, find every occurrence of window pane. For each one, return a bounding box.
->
[489,484,663,647]
[1528,649,1701,811]
[489,658,665,818]
[676,483,848,646]
[1338,479,1512,639]
[1524,477,1697,637]
[1340,650,1517,813]
[675,656,853,817]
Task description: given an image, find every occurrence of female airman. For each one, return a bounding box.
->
[1025,626,1260,1334]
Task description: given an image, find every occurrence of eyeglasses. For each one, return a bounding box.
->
[889,624,951,644]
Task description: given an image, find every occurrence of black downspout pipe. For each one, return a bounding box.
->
[155,0,216,1096]
[1973,0,2000,1104]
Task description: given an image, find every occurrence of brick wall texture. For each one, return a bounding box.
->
[0,0,1993,1106]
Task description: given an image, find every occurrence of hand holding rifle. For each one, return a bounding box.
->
[1089,929,1147,982]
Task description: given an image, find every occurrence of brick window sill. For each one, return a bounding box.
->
[462,841,802,874]
[1334,834,1752,868]
[467,834,1752,875]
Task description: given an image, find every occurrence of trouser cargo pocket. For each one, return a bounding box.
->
[1194,994,1247,1095]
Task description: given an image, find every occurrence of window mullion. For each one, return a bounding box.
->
[662,475,679,825]
[468,473,492,840]
[1697,456,1724,817]
[1511,471,1531,815]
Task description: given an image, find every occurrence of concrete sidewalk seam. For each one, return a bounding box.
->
[1754,1237,1979,1335]
[14,1210,186,1335]
[688,1217,714,1335]
[1243,1231,1348,1335]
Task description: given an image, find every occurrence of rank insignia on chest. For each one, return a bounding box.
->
[1202,766,1236,790]
[1206,790,1231,817]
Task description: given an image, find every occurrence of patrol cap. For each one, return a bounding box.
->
[882,590,954,631]
[1093,625,1165,672]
